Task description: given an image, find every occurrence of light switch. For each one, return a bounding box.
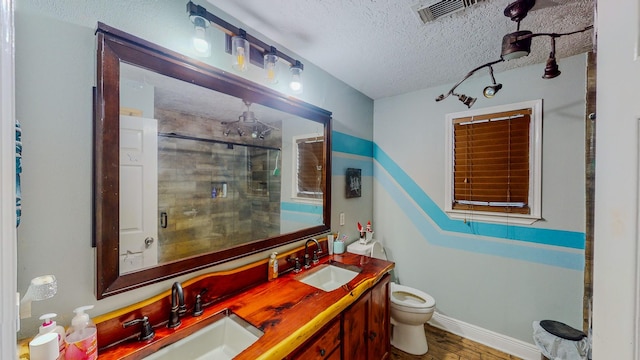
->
[339,212,345,226]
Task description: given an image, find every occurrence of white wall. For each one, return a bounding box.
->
[14,0,373,338]
[592,0,640,357]
[373,54,587,344]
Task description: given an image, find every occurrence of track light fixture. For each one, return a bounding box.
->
[186,1,305,93]
[220,99,280,139]
[436,0,593,108]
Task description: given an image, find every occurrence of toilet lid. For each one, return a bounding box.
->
[370,241,387,260]
[390,282,436,308]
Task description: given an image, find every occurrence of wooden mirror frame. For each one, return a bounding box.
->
[94,23,332,299]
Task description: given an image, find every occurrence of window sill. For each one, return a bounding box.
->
[445,210,541,225]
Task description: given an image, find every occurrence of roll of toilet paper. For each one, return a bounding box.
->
[29,333,59,360]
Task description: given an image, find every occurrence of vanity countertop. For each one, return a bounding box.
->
[96,252,394,360]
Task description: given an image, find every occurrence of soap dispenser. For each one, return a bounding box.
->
[65,305,98,360]
[35,313,66,357]
[268,252,278,281]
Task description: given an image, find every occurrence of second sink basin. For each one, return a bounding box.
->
[297,262,360,291]
[143,309,263,360]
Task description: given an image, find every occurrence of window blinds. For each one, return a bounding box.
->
[452,108,531,214]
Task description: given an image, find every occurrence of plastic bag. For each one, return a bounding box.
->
[532,321,589,360]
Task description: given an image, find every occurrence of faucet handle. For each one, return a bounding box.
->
[304,253,312,269]
[193,294,204,316]
[288,257,302,273]
[123,316,155,341]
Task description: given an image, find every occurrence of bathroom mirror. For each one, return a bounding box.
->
[95,23,332,299]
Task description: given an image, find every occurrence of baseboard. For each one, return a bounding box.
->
[428,312,541,360]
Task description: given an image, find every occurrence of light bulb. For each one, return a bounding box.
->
[232,34,249,72]
[191,16,210,57]
[264,49,279,84]
[236,47,246,69]
[289,62,303,93]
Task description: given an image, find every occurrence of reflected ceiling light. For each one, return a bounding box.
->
[259,128,272,140]
[264,46,279,84]
[186,1,304,93]
[188,4,210,57]
[220,99,280,139]
[435,0,593,108]
[289,61,304,93]
[237,100,258,123]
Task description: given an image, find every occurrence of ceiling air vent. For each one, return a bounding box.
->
[412,0,485,24]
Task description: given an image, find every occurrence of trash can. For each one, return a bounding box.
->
[533,320,590,360]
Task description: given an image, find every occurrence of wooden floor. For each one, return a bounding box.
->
[390,324,523,360]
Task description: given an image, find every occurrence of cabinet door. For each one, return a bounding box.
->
[342,293,369,360]
[291,319,340,360]
[369,275,390,360]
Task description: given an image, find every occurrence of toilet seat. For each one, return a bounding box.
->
[391,282,436,313]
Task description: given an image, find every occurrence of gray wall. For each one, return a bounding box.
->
[373,54,587,343]
[15,0,373,337]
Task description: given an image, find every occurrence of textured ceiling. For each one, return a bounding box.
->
[206,0,595,100]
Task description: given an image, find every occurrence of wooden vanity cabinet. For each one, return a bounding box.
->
[287,318,341,359]
[343,274,390,360]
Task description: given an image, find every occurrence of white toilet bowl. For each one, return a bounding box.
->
[369,242,436,355]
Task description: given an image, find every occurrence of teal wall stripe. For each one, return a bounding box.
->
[375,162,585,270]
[373,144,585,250]
[333,131,373,157]
[281,210,323,225]
[281,202,323,214]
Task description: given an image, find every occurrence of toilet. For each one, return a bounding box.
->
[349,241,436,355]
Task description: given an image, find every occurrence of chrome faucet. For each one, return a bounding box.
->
[304,238,321,268]
[168,281,187,328]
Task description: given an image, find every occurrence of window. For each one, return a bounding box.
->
[293,134,325,200]
[445,100,542,224]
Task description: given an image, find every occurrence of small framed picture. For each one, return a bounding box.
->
[346,168,362,198]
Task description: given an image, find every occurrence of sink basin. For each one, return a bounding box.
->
[143,309,263,360]
[296,262,361,291]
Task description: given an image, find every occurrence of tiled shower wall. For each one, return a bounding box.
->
[156,108,281,263]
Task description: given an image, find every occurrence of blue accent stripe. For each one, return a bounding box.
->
[333,131,373,157]
[373,144,585,250]
[281,202,323,214]
[282,211,323,225]
[376,162,584,270]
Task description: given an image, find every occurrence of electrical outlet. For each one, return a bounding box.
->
[339,212,345,226]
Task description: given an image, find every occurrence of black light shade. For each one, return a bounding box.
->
[542,54,561,79]
[501,31,532,60]
[457,94,476,108]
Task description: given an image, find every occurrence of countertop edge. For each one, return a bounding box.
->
[255,277,374,360]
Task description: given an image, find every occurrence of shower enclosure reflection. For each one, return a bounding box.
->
[118,63,324,274]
